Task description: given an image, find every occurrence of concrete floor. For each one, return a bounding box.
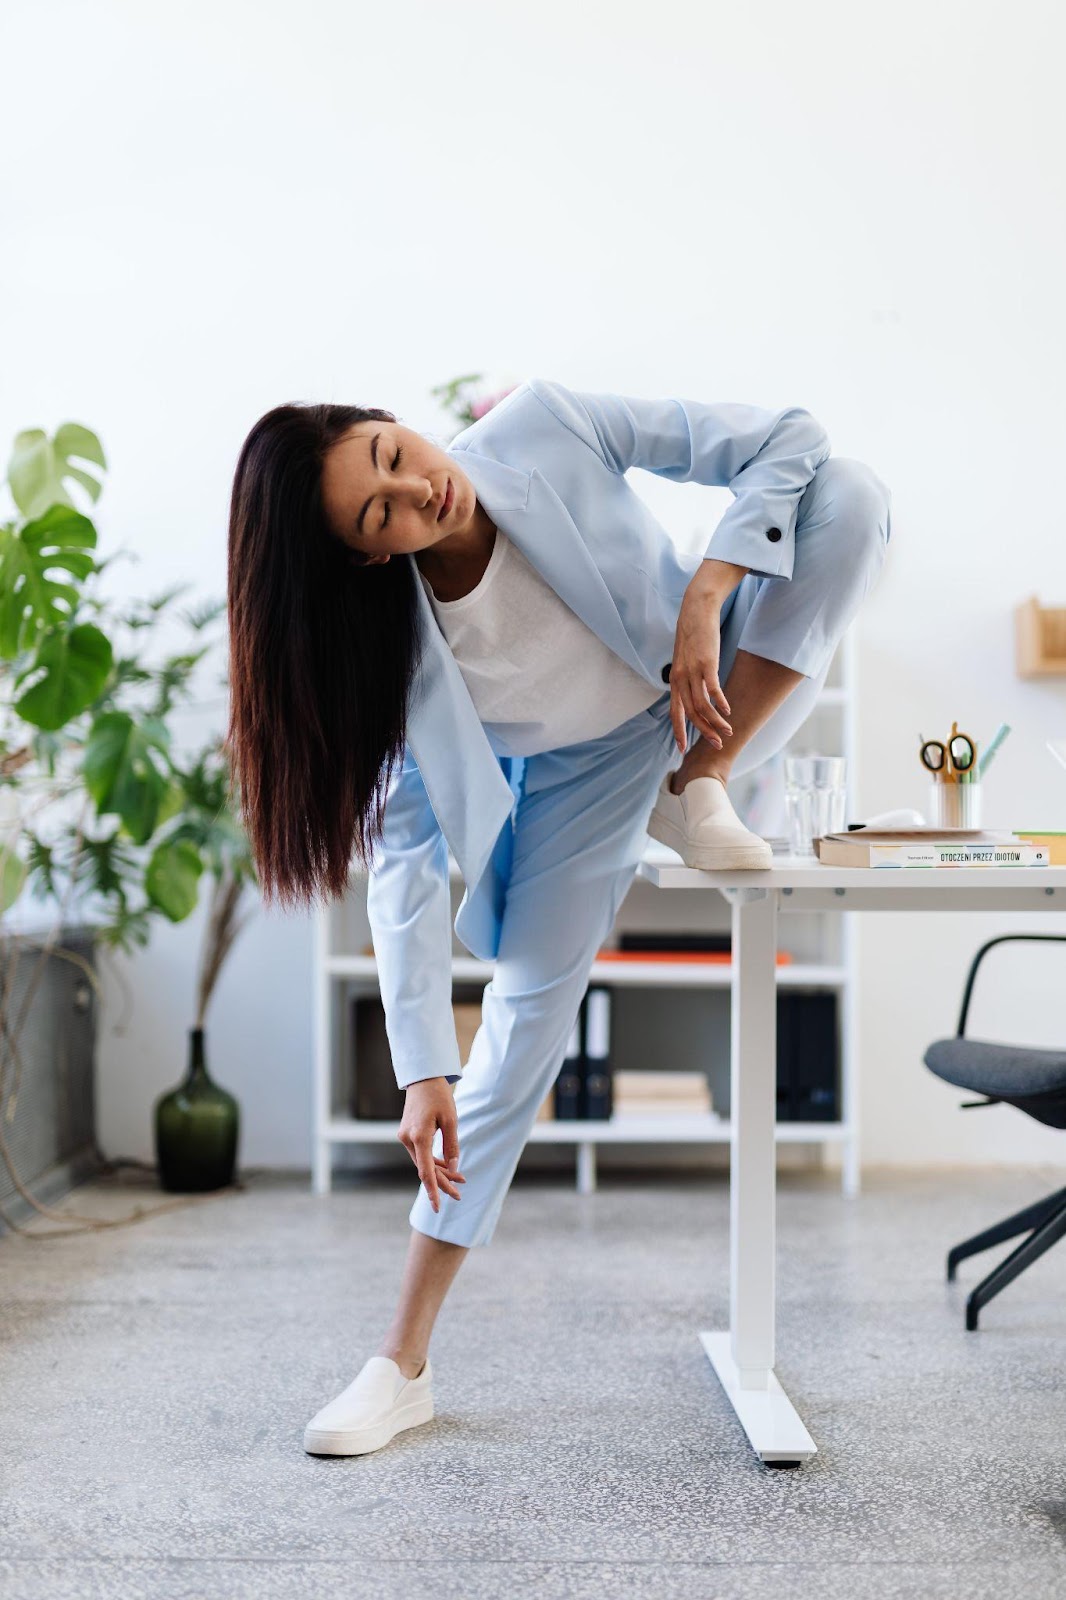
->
[3,1164,1066,1599]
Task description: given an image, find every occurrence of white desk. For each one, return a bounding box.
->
[635,854,1066,1466]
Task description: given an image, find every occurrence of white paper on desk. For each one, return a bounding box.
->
[820,829,1014,841]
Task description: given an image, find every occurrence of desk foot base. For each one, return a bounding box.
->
[700,1331,818,1464]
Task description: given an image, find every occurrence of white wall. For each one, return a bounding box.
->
[2,0,1065,1170]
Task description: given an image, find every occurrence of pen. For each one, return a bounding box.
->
[977,722,1011,780]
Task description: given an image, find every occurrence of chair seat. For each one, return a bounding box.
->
[924,1036,1066,1097]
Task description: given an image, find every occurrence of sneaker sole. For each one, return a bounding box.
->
[647,806,773,871]
[303,1394,435,1456]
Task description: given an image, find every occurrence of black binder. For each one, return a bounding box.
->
[776,992,839,1121]
[351,996,405,1120]
[618,932,732,954]
[583,986,613,1119]
[553,996,585,1120]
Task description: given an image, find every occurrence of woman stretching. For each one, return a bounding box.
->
[225,378,891,1458]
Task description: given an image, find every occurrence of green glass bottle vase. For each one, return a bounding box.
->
[154,1026,239,1192]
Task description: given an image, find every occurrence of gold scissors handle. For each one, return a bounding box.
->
[919,722,977,784]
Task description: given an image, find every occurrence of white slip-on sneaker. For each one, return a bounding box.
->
[646,771,773,870]
[303,1355,434,1456]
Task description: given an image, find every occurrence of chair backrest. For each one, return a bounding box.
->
[947,934,1062,1043]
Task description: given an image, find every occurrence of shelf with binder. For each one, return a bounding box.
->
[323,1115,852,1143]
[325,953,848,988]
[311,631,860,1197]
[333,966,840,1111]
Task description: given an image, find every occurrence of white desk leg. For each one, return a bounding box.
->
[699,886,818,1465]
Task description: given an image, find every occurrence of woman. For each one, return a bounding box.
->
[226,378,891,1459]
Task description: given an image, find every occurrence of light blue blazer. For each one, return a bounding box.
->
[367,379,831,1088]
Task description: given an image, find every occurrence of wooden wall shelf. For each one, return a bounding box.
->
[1015,595,1066,678]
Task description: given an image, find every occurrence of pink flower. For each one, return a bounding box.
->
[469,385,517,420]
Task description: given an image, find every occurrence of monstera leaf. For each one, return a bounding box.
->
[13,621,113,730]
[145,837,204,921]
[81,710,173,845]
[0,845,29,915]
[0,504,99,658]
[8,423,107,520]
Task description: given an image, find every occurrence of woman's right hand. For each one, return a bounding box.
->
[398,1078,465,1212]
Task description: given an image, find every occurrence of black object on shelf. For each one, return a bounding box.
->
[553,995,586,1120]
[351,996,406,1121]
[351,983,484,1119]
[618,931,732,954]
[583,986,613,1120]
[776,992,839,1121]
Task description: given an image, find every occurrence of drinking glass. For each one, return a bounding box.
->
[784,756,847,857]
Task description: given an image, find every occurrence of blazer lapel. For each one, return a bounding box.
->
[402,576,516,893]
[456,449,657,687]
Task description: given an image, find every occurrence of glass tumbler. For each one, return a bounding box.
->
[784,755,848,857]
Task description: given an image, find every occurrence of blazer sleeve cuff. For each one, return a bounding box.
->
[702,495,800,580]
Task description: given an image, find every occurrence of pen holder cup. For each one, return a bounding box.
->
[929,780,982,830]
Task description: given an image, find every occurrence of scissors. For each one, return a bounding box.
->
[919,722,978,784]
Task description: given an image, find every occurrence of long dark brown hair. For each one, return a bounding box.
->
[225,402,423,910]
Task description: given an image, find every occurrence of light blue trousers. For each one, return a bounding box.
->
[409,457,891,1247]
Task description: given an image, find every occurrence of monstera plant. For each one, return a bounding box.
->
[0,421,257,1222]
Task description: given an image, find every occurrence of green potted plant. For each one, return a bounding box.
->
[0,419,257,1216]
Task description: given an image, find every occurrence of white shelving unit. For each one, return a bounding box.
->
[312,631,860,1198]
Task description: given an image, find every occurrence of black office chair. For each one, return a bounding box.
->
[923,934,1066,1331]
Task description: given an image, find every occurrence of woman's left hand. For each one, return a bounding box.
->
[666,571,739,756]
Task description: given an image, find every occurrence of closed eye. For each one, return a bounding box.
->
[382,445,403,529]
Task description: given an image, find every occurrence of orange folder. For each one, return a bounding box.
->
[595,949,793,965]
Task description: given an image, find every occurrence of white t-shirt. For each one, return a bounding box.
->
[418,527,663,757]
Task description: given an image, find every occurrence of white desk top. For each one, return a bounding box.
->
[636,847,1066,894]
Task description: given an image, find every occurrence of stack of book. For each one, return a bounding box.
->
[816,828,1051,867]
[613,1069,713,1117]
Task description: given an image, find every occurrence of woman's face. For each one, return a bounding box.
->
[320,420,477,565]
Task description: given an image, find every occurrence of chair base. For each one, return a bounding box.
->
[946,1185,1066,1329]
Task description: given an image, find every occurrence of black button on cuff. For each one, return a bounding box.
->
[766,526,782,542]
